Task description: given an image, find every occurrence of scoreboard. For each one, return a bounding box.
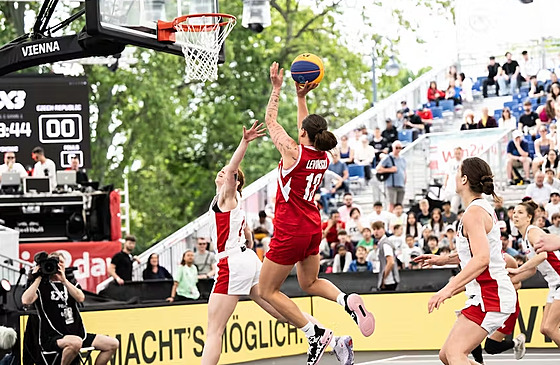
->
[0,76,90,170]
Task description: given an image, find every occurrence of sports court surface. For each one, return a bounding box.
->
[245,350,559,364]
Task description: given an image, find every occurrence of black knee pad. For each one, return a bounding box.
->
[484,338,512,355]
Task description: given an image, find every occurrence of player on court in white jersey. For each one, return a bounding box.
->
[201,122,354,365]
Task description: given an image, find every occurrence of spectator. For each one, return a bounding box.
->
[401,100,410,114]
[416,199,432,226]
[370,127,389,164]
[453,209,465,232]
[477,107,498,128]
[506,130,531,184]
[506,206,519,237]
[427,81,445,105]
[443,146,463,213]
[547,73,559,93]
[402,235,423,269]
[194,237,216,279]
[494,199,508,222]
[251,211,274,257]
[441,201,457,224]
[359,125,373,143]
[376,140,407,211]
[371,221,399,291]
[528,75,545,100]
[322,211,345,252]
[536,215,547,230]
[319,170,344,214]
[499,107,517,129]
[109,235,139,285]
[395,110,406,131]
[405,211,422,241]
[389,203,408,231]
[0,151,27,180]
[348,246,373,273]
[167,250,200,302]
[548,213,560,235]
[338,134,354,164]
[525,171,552,205]
[548,123,557,142]
[518,99,540,133]
[532,127,556,174]
[389,224,406,259]
[332,244,352,273]
[430,208,444,238]
[419,225,433,249]
[545,190,560,218]
[424,235,441,255]
[550,82,560,101]
[337,192,362,223]
[460,109,477,130]
[482,56,500,98]
[354,135,375,183]
[356,227,375,252]
[497,51,520,96]
[381,119,398,145]
[337,230,355,255]
[447,65,458,82]
[458,72,473,103]
[538,99,556,124]
[445,79,462,105]
[407,108,430,134]
[31,146,57,191]
[544,167,560,189]
[68,155,89,184]
[142,253,173,280]
[499,232,518,257]
[519,50,537,83]
[346,207,367,247]
[440,227,456,250]
[367,201,392,231]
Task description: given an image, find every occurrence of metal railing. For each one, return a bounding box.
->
[0,253,33,285]
[95,64,452,293]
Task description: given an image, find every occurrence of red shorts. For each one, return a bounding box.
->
[499,301,520,335]
[461,305,511,334]
[266,231,322,265]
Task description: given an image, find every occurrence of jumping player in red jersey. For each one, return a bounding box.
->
[201,122,354,365]
[258,62,375,365]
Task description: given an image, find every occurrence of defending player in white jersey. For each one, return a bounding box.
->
[509,200,560,348]
[201,122,354,365]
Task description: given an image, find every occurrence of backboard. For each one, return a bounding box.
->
[85,0,223,60]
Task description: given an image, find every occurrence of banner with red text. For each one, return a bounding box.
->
[19,241,121,291]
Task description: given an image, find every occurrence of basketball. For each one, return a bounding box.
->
[290,53,324,84]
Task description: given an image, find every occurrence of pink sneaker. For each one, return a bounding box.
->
[345,293,375,337]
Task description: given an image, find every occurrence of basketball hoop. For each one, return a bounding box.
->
[158,13,236,82]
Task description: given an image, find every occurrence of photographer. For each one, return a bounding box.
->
[21,252,118,365]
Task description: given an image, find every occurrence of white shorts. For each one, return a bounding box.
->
[212,248,262,296]
[546,285,560,304]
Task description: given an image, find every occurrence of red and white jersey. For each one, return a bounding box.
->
[456,198,516,313]
[521,225,560,287]
[209,193,246,253]
[275,145,328,236]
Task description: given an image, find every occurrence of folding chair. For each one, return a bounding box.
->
[347,164,366,191]
[398,130,413,146]
[40,346,95,365]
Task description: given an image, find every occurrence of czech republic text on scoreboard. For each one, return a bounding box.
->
[0,75,91,169]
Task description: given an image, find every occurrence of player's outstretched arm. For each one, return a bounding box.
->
[296,81,317,131]
[266,62,299,164]
[534,233,560,253]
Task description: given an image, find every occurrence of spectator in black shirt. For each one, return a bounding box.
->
[400,100,410,114]
[518,99,540,134]
[142,253,173,280]
[69,156,89,185]
[381,118,398,145]
[483,56,500,97]
[477,107,498,129]
[371,127,388,164]
[528,75,545,101]
[406,109,430,133]
[21,252,118,365]
[109,235,139,285]
[497,52,520,96]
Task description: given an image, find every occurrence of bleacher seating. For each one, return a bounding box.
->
[347,164,366,191]
[494,109,503,120]
[430,106,443,119]
[439,99,454,113]
[398,130,414,145]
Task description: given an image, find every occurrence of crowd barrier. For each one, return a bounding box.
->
[17,287,554,364]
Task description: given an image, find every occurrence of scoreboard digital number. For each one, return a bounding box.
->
[0,77,90,169]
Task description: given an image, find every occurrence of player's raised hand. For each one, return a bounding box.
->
[295,81,318,98]
[243,121,266,143]
[413,254,446,268]
[428,286,452,313]
[270,62,284,90]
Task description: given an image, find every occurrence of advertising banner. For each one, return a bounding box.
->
[19,240,121,291]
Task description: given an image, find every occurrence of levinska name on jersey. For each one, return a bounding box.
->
[305,159,328,170]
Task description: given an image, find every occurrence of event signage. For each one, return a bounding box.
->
[0,76,91,169]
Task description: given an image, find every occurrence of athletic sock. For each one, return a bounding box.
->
[471,344,484,364]
[301,322,316,338]
[329,336,337,348]
[336,292,347,307]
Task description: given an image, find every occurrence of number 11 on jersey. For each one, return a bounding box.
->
[303,173,323,201]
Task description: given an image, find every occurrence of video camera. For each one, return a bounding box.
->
[33,252,59,276]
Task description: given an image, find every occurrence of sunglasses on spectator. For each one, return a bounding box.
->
[198,242,206,245]
[6,156,15,159]
[394,146,402,150]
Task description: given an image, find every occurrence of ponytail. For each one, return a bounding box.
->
[302,114,337,152]
[314,129,338,151]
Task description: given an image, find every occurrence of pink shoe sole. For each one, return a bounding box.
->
[347,294,375,337]
[315,329,333,364]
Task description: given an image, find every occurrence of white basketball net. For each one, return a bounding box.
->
[174,15,236,82]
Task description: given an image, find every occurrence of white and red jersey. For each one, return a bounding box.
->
[274,145,328,236]
[209,193,246,253]
[521,225,560,288]
[456,198,516,313]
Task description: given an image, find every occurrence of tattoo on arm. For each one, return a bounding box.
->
[266,89,298,159]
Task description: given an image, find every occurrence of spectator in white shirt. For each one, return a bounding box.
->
[401,234,423,269]
[337,192,362,223]
[389,203,408,232]
[332,244,352,273]
[353,135,375,183]
[544,168,560,190]
[443,146,463,214]
[548,213,560,235]
[346,207,366,246]
[439,226,456,250]
[31,146,57,191]
[251,210,274,254]
[389,224,406,266]
[367,201,392,231]
[545,190,560,218]
[0,151,27,180]
[525,171,552,206]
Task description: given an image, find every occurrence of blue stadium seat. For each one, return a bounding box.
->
[347,164,366,190]
[523,134,532,142]
[439,100,454,112]
[476,76,486,85]
[398,130,413,144]
[527,140,535,159]
[503,101,517,110]
[519,86,530,95]
[494,109,503,120]
[513,93,527,103]
[472,80,481,91]
[430,106,443,119]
